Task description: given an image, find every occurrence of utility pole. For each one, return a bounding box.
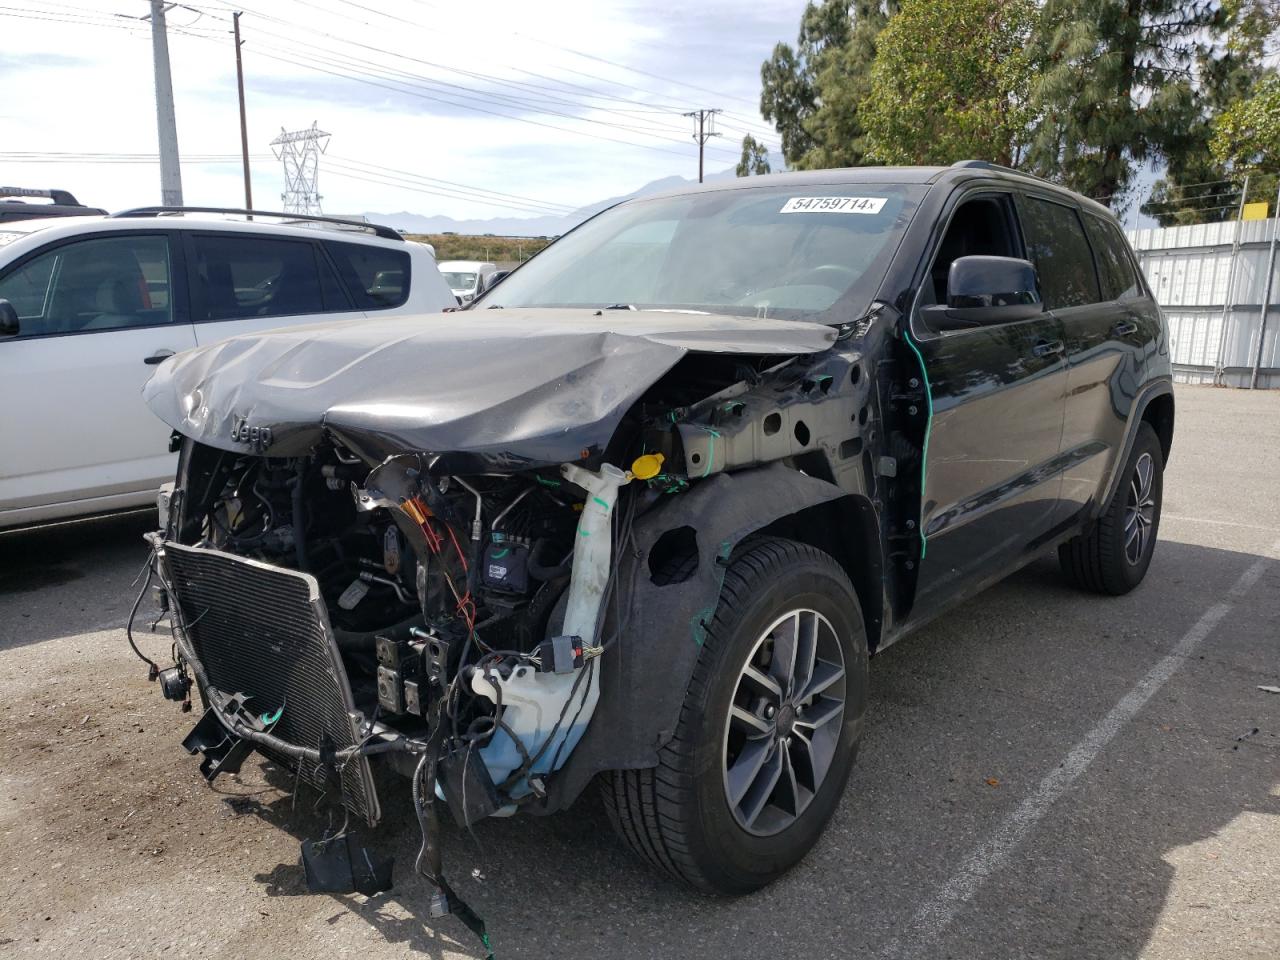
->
[233,11,252,211]
[148,1,183,206]
[1212,175,1249,385]
[1250,182,1280,389]
[682,108,721,183]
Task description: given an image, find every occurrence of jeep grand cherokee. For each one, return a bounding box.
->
[134,162,1172,934]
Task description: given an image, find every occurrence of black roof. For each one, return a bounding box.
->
[632,161,1115,219]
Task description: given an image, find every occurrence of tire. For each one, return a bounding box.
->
[1058,421,1163,595]
[603,537,869,894]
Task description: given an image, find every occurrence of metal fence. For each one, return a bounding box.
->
[1128,216,1280,389]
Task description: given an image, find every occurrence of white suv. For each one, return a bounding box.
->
[0,208,456,530]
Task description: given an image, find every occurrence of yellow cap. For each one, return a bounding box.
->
[630,452,665,480]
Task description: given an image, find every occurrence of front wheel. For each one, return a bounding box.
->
[603,537,868,893]
[1059,421,1164,595]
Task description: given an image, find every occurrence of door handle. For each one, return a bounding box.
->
[143,349,176,365]
[1112,320,1138,337]
[1032,339,1065,358]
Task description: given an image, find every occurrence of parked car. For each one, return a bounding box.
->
[438,258,498,304]
[0,186,107,223]
[139,164,1172,916]
[0,208,455,530]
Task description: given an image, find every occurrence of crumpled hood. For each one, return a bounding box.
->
[143,307,836,465]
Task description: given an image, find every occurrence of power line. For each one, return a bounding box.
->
[400,0,769,113]
[172,26,726,162]
[202,3,746,156]
[9,1,764,161]
[326,155,576,213]
[0,151,576,215]
[322,166,572,217]
[212,0,780,146]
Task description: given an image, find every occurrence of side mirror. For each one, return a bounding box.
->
[486,270,509,290]
[920,256,1043,331]
[0,299,18,337]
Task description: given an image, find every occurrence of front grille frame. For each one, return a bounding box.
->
[158,539,382,826]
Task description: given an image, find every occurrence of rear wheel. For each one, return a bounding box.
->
[603,537,868,893]
[1059,421,1164,595]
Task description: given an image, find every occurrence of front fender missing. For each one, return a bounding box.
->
[541,463,846,811]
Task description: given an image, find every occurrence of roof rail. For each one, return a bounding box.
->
[1,187,83,205]
[108,206,403,241]
[949,160,1056,185]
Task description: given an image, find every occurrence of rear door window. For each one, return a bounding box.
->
[0,234,174,336]
[1019,196,1101,310]
[325,240,411,309]
[191,234,326,322]
[1083,214,1142,301]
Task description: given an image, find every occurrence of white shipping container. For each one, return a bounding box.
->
[1128,217,1280,388]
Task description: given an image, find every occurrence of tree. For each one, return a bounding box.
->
[736,135,772,177]
[1212,73,1280,178]
[1210,71,1280,211]
[1141,0,1279,225]
[861,0,1037,167]
[759,1,896,170]
[1026,0,1225,207]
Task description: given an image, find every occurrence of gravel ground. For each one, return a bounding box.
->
[1,383,1277,960]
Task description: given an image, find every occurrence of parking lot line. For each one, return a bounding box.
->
[1162,513,1280,533]
[883,538,1280,959]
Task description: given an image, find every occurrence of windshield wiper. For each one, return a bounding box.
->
[603,303,637,310]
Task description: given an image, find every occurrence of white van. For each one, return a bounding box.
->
[437,259,498,304]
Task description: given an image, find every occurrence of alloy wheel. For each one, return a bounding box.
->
[722,608,847,837]
[1124,451,1157,566]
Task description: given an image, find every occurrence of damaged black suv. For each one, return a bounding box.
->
[140,162,1172,905]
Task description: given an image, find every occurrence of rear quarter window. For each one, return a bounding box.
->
[1083,213,1142,301]
[325,241,411,310]
[192,234,326,322]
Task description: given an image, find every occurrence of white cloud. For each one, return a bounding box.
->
[1,0,801,222]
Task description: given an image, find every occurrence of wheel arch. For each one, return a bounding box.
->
[1097,378,1174,514]
[1142,389,1174,466]
[541,463,879,812]
[755,495,885,654]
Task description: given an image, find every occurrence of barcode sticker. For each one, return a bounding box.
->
[780,196,887,215]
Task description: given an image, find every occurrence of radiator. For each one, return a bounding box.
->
[160,541,381,826]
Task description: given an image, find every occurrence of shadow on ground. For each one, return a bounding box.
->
[122,538,1280,959]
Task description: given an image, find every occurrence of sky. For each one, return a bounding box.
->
[0,0,805,221]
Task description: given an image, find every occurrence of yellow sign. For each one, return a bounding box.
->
[1242,201,1270,220]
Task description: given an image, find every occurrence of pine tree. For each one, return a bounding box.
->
[1142,0,1279,225]
[1026,0,1223,208]
[759,1,897,170]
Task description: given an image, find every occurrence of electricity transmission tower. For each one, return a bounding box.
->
[682,108,721,183]
[270,123,329,215]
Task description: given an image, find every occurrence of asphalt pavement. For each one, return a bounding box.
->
[1,384,1277,959]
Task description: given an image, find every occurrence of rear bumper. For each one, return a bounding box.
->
[155,537,382,825]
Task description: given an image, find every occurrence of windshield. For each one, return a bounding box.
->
[442,271,478,290]
[478,182,925,320]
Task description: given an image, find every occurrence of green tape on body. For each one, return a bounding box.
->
[690,539,734,645]
[900,329,934,559]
